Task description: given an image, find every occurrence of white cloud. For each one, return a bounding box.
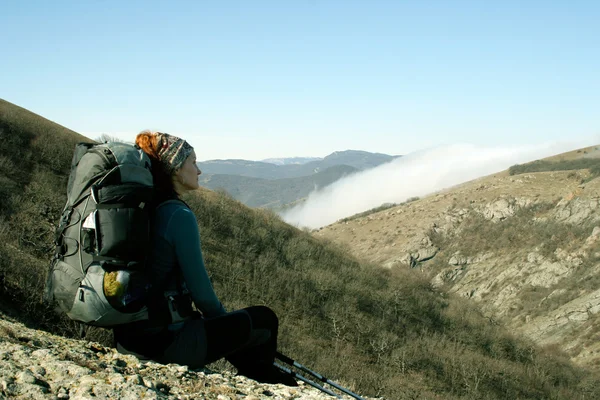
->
[280,138,600,229]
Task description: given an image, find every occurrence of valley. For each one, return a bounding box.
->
[316,147,600,369]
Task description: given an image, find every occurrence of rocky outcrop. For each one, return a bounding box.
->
[479,197,532,222]
[553,197,600,225]
[429,197,600,367]
[518,288,600,365]
[447,251,493,266]
[0,315,368,400]
[383,236,438,268]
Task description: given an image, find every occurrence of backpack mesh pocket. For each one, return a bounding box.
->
[103,266,148,313]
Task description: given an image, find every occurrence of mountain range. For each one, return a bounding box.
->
[199,164,358,208]
[198,150,399,209]
[198,150,398,180]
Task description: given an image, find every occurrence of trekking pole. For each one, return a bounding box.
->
[275,352,366,400]
[273,362,340,398]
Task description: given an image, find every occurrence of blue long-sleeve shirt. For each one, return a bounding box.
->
[150,200,226,318]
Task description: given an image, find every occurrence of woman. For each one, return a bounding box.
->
[114,131,296,386]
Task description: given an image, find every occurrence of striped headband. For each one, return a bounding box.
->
[156,133,194,173]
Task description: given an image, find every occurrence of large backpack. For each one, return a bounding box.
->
[45,141,154,327]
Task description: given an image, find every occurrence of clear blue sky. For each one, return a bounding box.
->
[1,1,598,161]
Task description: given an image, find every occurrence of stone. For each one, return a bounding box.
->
[482,198,516,221]
[16,370,36,384]
[526,252,544,264]
[31,349,51,359]
[108,373,125,384]
[126,374,144,385]
[416,246,438,262]
[176,365,189,373]
[586,226,600,245]
[0,379,13,391]
[30,366,46,376]
[554,198,600,224]
[67,364,91,378]
[142,376,155,389]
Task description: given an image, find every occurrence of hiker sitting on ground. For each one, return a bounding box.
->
[114,130,296,386]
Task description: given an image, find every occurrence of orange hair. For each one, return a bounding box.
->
[135,130,160,161]
[136,130,178,200]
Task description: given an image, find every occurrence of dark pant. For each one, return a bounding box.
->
[205,306,278,369]
[117,306,279,372]
[116,306,297,385]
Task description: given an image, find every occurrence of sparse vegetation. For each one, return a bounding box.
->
[430,202,590,260]
[1,98,599,399]
[340,197,420,223]
[509,158,600,180]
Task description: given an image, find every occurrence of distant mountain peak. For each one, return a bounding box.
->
[261,156,322,166]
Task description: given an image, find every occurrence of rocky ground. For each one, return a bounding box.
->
[0,312,369,400]
[316,150,600,370]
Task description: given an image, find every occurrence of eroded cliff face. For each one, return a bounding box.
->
[0,313,366,400]
[317,169,600,369]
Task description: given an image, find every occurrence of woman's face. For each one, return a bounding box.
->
[173,150,201,193]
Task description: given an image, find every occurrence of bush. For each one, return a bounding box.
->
[509,159,600,178]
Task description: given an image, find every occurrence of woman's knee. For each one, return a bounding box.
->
[205,310,253,342]
[244,306,278,330]
[202,311,255,364]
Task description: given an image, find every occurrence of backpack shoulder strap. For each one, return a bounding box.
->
[156,198,192,211]
[157,199,183,208]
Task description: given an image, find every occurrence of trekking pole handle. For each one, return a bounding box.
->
[275,352,366,400]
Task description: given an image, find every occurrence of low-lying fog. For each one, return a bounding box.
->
[280,138,600,230]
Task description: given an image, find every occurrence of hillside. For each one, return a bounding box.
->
[316,145,600,371]
[1,98,599,399]
[199,164,358,208]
